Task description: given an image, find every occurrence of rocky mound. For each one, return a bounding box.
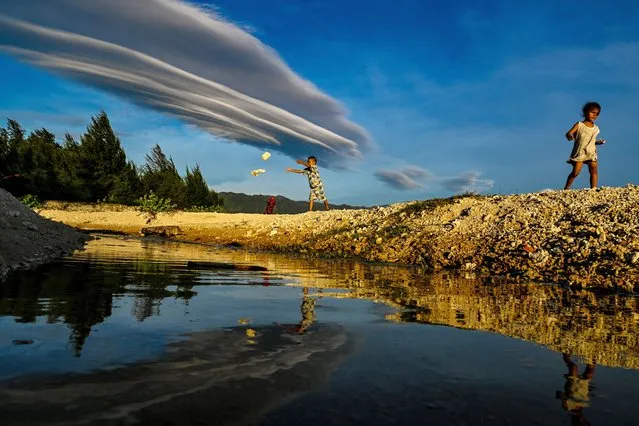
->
[0,189,89,279]
[230,186,639,292]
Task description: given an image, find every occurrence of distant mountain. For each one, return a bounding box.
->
[218,192,366,214]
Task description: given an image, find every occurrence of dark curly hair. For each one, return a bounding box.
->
[582,101,601,117]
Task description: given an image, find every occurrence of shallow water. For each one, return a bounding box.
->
[0,235,638,425]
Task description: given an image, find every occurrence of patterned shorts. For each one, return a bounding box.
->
[309,185,326,201]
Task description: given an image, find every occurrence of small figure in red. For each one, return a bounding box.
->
[264,196,276,214]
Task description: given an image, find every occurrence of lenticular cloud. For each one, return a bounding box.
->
[0,0,371,166]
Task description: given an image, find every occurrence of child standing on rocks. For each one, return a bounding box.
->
[287,156,330,211]
[564,101,606,190]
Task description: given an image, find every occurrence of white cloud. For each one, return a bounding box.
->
[0,0,371,167]
[374,168,428,190]
[401,165,432,180]
[375,165,493,194]
[439,171,494,193]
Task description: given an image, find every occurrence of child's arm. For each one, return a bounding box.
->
[565,122,579,141]
[287,168,304,174]
[296,159,310,167]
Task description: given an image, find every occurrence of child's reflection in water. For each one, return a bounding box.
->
[556,353,596,426]
[295,287,316,334]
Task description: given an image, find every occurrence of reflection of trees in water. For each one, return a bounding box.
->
[0,259,200,356]
[4,235,638,365]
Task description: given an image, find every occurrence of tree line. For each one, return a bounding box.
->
[0,111,223,210]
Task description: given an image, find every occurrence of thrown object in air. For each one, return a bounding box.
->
[261,151,271,161]
[595,139,607,145]
[251,169,266,176]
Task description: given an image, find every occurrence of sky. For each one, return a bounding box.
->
[0,0,638,206]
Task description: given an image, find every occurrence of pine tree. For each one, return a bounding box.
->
[77,111,131,201]
[0,126,8,177]
[141,144,187,207]
[56,133,90,200]
[2,119,24,176]
[208,189,224,208]
[110,161,141,204]
[184,165,210,207]
[18,128,61,199]
[0,119,26,195]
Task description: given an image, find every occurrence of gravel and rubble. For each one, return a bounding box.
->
[0,189,89,279]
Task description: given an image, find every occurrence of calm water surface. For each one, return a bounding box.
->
[0,235,638,425]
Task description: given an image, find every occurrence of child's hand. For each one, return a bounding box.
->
[565,133,574,141]
[286,168,294,172]
[595,139,606,145]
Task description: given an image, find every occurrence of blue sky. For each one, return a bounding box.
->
[0,0,638,205]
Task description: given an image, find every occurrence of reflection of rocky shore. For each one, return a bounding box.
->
[0,324,350,426]
[2,236,637,370]
[333,270,639,370]
[41,185,639,291]
[114,238,636,370]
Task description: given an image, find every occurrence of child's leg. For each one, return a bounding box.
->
[583,364,596,380]
[309,199,314,211]
[563,353,579,376]
[564,162,583,190]
[323,200,330,210]
[587,161,598,188]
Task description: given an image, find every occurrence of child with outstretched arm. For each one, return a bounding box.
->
[286,156,330,211]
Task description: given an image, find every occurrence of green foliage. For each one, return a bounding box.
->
[19,194,43,209]
[184,165,209,206]
[0,120,24,180]
[0,113,223,210]
[137,191,177,213]
[0,128,9,176]
[109,161,142,204]
[55,133,89,200]
[140,144,187,208]
[76,111,131,201]
[184,164,224,209]
[184,205,225,213]
[17,128,62,199]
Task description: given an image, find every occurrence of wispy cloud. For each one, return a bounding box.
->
[439,171,493,193]
[0,0,371,166]
[0,109,87,128]
[374,166,431,190]
[375,165,493,193]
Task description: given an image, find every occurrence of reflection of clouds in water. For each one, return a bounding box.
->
[0,325,350,426]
